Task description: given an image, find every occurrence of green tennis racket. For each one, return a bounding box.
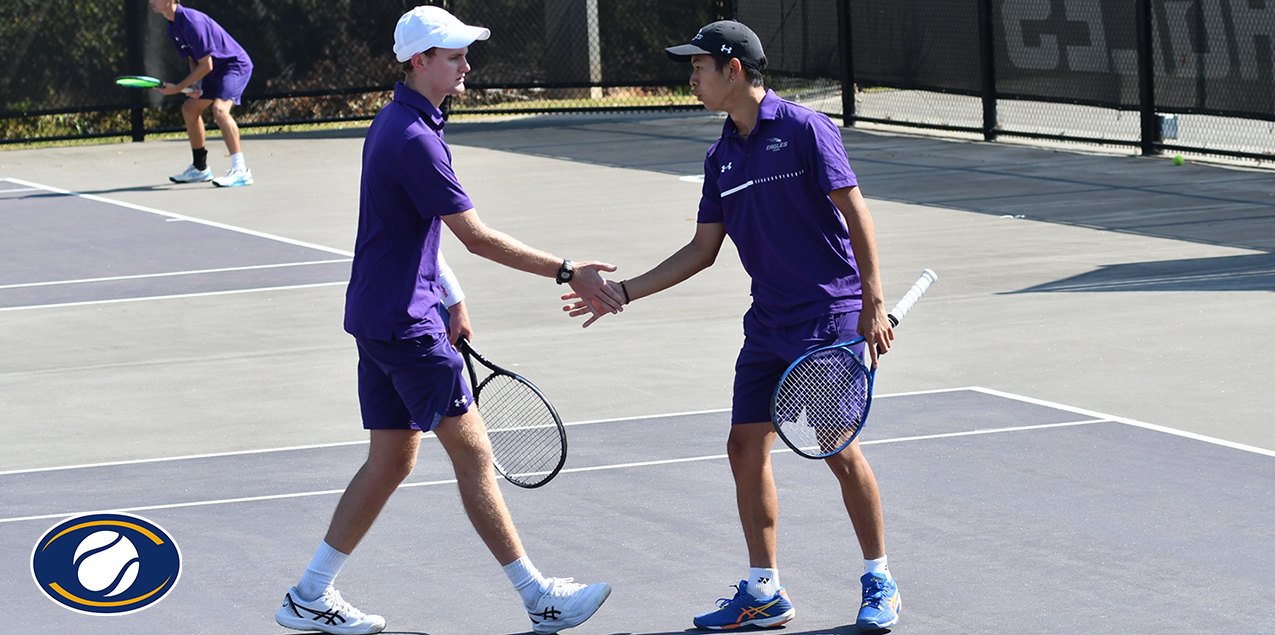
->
[115,76,193,94]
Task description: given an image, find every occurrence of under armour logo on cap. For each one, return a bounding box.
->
[664,20,767,70]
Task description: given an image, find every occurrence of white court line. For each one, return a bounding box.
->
[0,280,346,313]
[0,259,351,291]
[963,386,1275,459]
[0,417,1107,525]
[2,178,353,257]
[4,387,1272,524]
[5,385,1270,477]
[0,187,43,194]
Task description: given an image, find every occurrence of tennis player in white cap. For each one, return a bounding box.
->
[273,6,616,634]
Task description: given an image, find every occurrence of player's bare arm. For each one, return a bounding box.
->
[446,300,473,346]
[830,186,893,367]
[441,209,625,315]
[161,55,213,96]
[563,221,727,327]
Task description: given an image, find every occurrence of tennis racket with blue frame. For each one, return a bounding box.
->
[771,269,937,459]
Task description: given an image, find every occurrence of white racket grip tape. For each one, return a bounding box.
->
[888,269,937,327]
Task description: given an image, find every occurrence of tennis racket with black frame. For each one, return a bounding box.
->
[771,269,938,459]
[458,337,567,488]
[115,75,193,94]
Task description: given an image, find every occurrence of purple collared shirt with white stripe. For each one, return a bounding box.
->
[698,90,863,328]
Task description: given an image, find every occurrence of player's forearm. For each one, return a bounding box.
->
[622,228,721,302]
[445,210,561,278]
[178,56,214,89]
[834,187,886,311]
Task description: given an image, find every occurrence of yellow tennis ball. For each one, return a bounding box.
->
[1173,155,1184,166]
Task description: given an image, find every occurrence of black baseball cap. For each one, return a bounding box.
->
[665,20,767,71]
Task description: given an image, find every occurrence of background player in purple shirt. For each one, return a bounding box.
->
[149,0,254,187]
[564,20,902,633]
[274,7,621,635]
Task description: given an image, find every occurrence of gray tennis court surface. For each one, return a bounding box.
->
[2,110,1273,633]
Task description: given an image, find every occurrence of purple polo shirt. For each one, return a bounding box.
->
[344,83,473,340]
[698,90,861,328]
[166,5,251,71]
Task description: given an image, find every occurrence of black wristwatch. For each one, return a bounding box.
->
[555,259,574,285]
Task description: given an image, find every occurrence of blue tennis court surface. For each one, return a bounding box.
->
[0,178,351,311]
[3,113,1273,634]
[3,388,1272,634]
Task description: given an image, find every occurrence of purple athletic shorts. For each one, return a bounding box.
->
[200,61,252,104]
[732,310,864,425]
[355,333,473,432]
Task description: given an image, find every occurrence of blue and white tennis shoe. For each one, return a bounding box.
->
[856,572,901,630]
[693,580,795,630]
[212,167,253,187]
[169,164,213,183]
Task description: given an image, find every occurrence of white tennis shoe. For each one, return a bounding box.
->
[212,167,253,187]
[169,164,213,183]
[275,586,385,635]
[528,577,612,634]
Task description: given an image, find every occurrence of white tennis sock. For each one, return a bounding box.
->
[747,567,780,599]
[865,555,890,577]
[230,152,246,171]
[297,541,348,601]
[503,556,551,608]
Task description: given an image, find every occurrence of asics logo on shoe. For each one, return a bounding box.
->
[737,597,784,621]
[530,606,562,622]
[287,594,349,626]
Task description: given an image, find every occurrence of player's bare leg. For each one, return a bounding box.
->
[323,429,420,554]
[210,98,242,155]
[726,421,779,568]
[434,407,525,565]
[181,98,213,150]
[825,439,885,559]
[693,421,794,631]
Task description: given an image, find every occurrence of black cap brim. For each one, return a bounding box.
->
[665,43,714,63]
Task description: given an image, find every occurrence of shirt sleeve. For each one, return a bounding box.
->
[696,141,725,224]
[808,114,858,194]
[399,132,474,220]
[178,14,213,60]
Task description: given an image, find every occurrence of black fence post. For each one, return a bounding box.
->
[717,0,737,21]
[977,0,997,141]
[1136,0,1160,155]
[125,0,146,142]
[837,0,855,127]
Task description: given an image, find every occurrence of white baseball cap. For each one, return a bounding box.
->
[393,5,490,63]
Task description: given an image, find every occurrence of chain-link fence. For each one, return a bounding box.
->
[842,0,1275,162]
[3,0,1274,164]
[1,0,720,143]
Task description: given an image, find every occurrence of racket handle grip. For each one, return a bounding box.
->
[888,269,937,326]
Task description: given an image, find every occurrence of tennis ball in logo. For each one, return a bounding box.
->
[74,531,140,597]
[1173,154,1184,166]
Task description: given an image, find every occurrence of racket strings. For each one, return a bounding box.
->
[476,375,563,483]
[773,348,870,455]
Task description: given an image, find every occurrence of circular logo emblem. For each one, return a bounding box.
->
[31,513,181,615]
